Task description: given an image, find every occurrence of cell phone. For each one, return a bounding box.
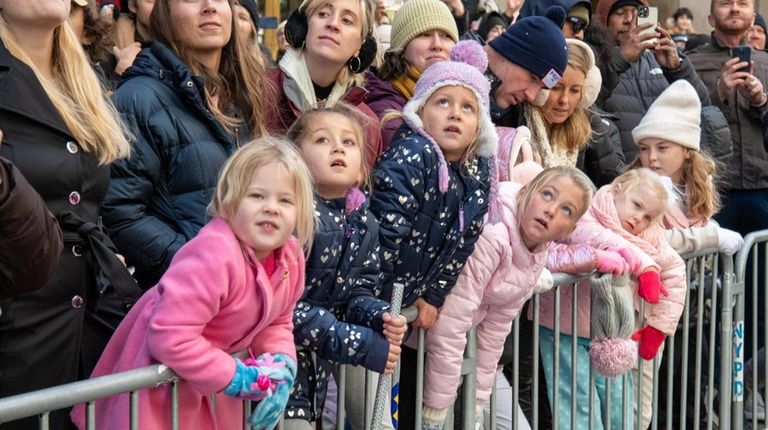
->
[636,5,659,40]
[731,45,752,73]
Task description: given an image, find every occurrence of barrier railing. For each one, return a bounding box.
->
[0,247,747,430]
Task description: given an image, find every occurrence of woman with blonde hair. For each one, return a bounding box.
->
[0,0,133,428]
[266,0,383,167]
[103,0,269,289]
[520,37,625,186]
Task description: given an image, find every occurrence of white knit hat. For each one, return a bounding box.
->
[631,80,701,151]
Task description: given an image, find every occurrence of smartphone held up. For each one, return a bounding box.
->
[731,45,752,73]
[636,5,658,44]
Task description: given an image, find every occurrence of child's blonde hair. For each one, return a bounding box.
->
[209,137,316,250]
[518,166,595,221]
[286,102,372,190]
[613,168,670,222]
[629,150,720,220]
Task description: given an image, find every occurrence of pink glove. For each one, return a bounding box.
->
[607,246,643,275]
[636,270,668,304]
[595,249,630,276]
[631,325,666,360]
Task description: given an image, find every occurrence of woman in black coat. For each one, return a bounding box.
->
[0,1,133,428]
[103,0,268,288]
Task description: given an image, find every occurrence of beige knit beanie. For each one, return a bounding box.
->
[631,80,701,151]
[390,0,459,52]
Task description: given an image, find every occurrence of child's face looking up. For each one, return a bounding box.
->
[520,176,583,250]
[230,161,298,259]
[613,187,664,236]
[298,112,363,199]
[421,85,479,162]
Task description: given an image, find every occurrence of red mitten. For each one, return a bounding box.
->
[636,270,668,304]
[608,246,642,275]
[596,249,630,276]
[631,325,667,360]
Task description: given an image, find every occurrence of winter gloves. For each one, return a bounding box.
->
[717,226,744,255]
[596,249,630,276]
[422,405,448,430]
[588,273,637,377]
[632,325,667,360]
[421,404,484,430]
[636,270,668,304]
[224,352,296,430]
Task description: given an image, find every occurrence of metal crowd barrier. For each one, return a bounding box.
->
[0,246,749,430]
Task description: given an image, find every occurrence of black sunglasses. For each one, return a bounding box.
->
[568,16,587,34]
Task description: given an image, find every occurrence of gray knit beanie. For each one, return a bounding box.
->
[588,273,637,377]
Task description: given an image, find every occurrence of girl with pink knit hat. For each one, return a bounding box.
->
[369,40,496,426]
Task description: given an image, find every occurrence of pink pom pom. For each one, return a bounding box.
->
[450,41,488,74]
[589,338,637,377]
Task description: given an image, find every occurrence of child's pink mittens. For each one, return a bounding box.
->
[636,270,668,304]
[631,325,666,360]
[595,249,629,276]
[607,246,643,275]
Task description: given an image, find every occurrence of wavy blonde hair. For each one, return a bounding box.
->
[209,136,316,251]
[613,168,670,223]
[150,0,270,136]
[630,150,720,220]
[0,16,130,165]
[529,41,593,154]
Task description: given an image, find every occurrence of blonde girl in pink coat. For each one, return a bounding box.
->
[72,138,315,430]
[421,166,595,430]
[539,168,687,429]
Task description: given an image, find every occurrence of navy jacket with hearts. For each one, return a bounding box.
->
[370,124,492,309]
[287,189,390,421]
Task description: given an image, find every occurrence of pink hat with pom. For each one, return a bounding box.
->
[402,40,498,194]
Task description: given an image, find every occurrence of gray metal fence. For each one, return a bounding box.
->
[0,246,751,430]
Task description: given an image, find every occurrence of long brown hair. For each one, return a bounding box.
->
[149,0,269,136]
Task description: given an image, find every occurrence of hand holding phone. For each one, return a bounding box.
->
[731,45,752,74]
[636,5,659,44]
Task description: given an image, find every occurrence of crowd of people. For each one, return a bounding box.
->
[0,0,767,429]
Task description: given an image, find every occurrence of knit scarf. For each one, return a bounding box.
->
[587,185,664,258]
[279,48,350,111]
[524,106,578,168]
[390,66,421,100]
[663,183,708,229]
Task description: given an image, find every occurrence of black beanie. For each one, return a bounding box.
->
[488,5,568,88]
[238,0,260,31]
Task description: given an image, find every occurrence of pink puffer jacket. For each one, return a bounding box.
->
[539,185,686,338]
[423,182,547,409]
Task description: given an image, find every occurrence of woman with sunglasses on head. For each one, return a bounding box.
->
[103,0,268,289]
[265,0,382,167]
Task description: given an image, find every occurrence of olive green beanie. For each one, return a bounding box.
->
[390,0,459,52]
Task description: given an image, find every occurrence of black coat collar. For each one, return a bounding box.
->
[0,41,72,137]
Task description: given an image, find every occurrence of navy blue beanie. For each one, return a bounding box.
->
[488,5,568,88]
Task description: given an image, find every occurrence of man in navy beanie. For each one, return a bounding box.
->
[483,5,569,127]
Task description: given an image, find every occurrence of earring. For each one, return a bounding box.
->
[348,56,363,73]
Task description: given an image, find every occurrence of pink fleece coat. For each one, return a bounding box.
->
[71,217,305,430]
[423,183,548,409]
[538,185,686,338]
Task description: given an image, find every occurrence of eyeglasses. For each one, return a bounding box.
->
[567,16,587,34]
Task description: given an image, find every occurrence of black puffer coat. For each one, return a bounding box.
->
[577,109,626,187]
[601,49,709,160]
[103,42,246,288]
